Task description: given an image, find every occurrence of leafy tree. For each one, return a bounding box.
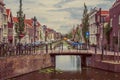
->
[82,3,89,43]
[76,26,82,42]
[67,31,73,39]
[104,23,112,45]
[15,0,25,43]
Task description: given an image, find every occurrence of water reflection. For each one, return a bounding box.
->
[12,56,120,80]
[56,56,81,71]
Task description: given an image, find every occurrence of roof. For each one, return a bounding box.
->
[101,11,109,15]
[112,0,120,7]
[6,9,10,16]
[13,17,18,23]
[6,9,13,23]
[13,17,41,28]
[25,19,41,27]
[37,21,41,26]
[25,19,33,27]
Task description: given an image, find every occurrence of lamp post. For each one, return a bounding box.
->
[113,33,116,62]
[95,22,99,55]
[101,16,105,60]
[50,41,52,52]
[45,29,48,53]
[85,31,89,51]
[2,38,5,56]
[113,32,119,62]
[32,16,37,54]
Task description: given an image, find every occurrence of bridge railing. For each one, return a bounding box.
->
[0,41,94,57]
[49,48,90,54]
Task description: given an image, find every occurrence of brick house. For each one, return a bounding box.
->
[0,1,8,42]
[89,7,98,45]
[109,0,120,50]
[6,9,13,44]
[25,19,41,43]
[97,10,109,49]
[89,7,109,49]
[13,17,41,44]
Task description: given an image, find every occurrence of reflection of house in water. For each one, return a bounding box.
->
[56,56,82,71]
[70,56,76,67]
[70,56,81,71]
[76,56,81,71]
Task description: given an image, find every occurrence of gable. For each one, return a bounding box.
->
[112,0,120,7]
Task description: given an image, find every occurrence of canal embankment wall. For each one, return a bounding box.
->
[87,54,120,72]
[0,54,52,80]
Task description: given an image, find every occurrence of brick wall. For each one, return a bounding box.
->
[0,54,52,80]
[87,54,120,72]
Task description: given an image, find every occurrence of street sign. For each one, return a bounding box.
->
[86,32,89,36]
[86,32,90,38]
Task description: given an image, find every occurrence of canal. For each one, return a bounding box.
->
[12,55,120,80]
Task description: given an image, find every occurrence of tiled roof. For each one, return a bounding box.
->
[25,19,33,27]
[6,9,13,23]
[13,17,41,28]
[25,19,41,27]
[101,11,109,15]
[37,21,41,26]
[112,0,120,7]
[6,9,10,17]
[13,17,18,23]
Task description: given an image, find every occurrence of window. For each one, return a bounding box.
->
[101,16,105,23]
[110,18,113,27]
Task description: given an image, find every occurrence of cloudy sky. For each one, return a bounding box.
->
[4,0,115,34]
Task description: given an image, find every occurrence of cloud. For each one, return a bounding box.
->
[4,0,114,34]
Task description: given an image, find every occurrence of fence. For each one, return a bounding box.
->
[0,43,46,57]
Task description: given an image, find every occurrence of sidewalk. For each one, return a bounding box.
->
[89,47,120,56]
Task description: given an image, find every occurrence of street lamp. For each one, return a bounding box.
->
[96,22,100,48]
[113,32,119,62]
[32,16,37,54]
[113,32,116,62]
[94,22,99,56]
[45,30,48,53]
[50,41,52,52]
[101,16,105,60]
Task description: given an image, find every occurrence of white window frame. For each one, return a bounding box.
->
[110,18,112,27]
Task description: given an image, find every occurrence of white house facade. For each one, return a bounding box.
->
[89,8,98,45]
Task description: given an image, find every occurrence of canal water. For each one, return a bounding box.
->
[12,55,120,80]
